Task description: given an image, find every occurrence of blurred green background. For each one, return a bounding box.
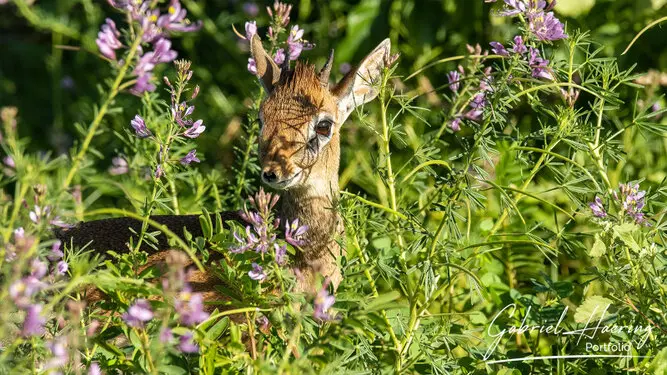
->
[1,0,666,177]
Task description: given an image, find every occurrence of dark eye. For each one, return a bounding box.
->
[315,119,333,137]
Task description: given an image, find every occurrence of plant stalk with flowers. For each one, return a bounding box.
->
[62,0,201,191]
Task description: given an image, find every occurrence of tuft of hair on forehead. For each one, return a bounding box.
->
[276,61,325,96]
[261,61,335,123]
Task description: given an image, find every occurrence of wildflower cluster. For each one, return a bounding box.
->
[231,188,304,282]
[241,1,313,74]
[589,182,649,225]
[124,60,204,180]
[313,278,336,322]
[446,0,568,132]
[122,251,210,355]
[97,0,201,95]
[7,237,69,332]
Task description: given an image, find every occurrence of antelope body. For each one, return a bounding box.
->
[56,36,396,302]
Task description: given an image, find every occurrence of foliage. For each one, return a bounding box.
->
[1,0,666,374]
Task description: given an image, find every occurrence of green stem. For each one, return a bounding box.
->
[340,191,407,220]
[587,98,614,193]
[487,135,563,238]
[62,31,144,190]
[353,234,401,353]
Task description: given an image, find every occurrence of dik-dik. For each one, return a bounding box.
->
[57,35,397,300]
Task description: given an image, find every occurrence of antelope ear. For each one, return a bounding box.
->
[250,34,281,93]
[332,38,398,122]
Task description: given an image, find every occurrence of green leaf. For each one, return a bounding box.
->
[498,369,522,375]
[199,208,213,240]
[555,0,596,17]
[652,0,667,9]
[204,317,229,340]
[590,234,607,257]
[613,222,641,253]
[574,295,613,323]
[157,365,187,375]
[365,291,401,311]
[479,218,494,232]
[649,347,667,374]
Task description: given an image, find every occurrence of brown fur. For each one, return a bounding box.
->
[257,61,344,293]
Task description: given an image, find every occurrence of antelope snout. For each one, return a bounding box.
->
[260,166,303,189]
[261,169,278,184]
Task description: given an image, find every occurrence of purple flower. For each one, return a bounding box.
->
[230,227,255,254]
[29,205,45,224]
[96,18,122,60]
[157,0,203,33]
[10,271,46,308]
[615,183,648,225]
[183,119,205,138]
[150,38,178,64]
[139,9,163,43]
[3,155,15,169]
[313,279,335,321]
[160,327,173,343]
[285,218,308,247]
[180,150,200,165]
[500,0,546,16]
[31,258,48,279]
[243,2,260,17]
[56,261,68,275]
[287,25,309,60]
[512,35,528,54]
[122,299,154,328]
[22,304,45,337]
[88,362,102,375]
[130,115,152,138]
[288,42,303,61]
[248,262,266,281]
[528,48,554,80]
[178,332,199,353]
[247,58,257,74]
[245,21,257,40]
[274,243,287,266]
[48,241,64,262]
[529,11,567,41]
[464,93,487,121]
[256,315,270,332]
[447,70,461,93]
[45,338,68,370]
[155,164,164,179]
[175,291,210,326]
[273,48,286,65]
[109,156,129,175]
[130,72,157,96]
[588,196,607,218]
[135,53,156,77]
[490,41,509,56]
[450,117,462,132]
[172,102,195,127]
[479,67,495,92]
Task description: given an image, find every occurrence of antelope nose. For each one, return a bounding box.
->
[262,170,278,183]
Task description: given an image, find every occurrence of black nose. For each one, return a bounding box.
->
[262,170,277,183]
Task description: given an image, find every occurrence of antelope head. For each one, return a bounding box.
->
[249,35,396,194]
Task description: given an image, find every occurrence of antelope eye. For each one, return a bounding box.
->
[315,119,333,137]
